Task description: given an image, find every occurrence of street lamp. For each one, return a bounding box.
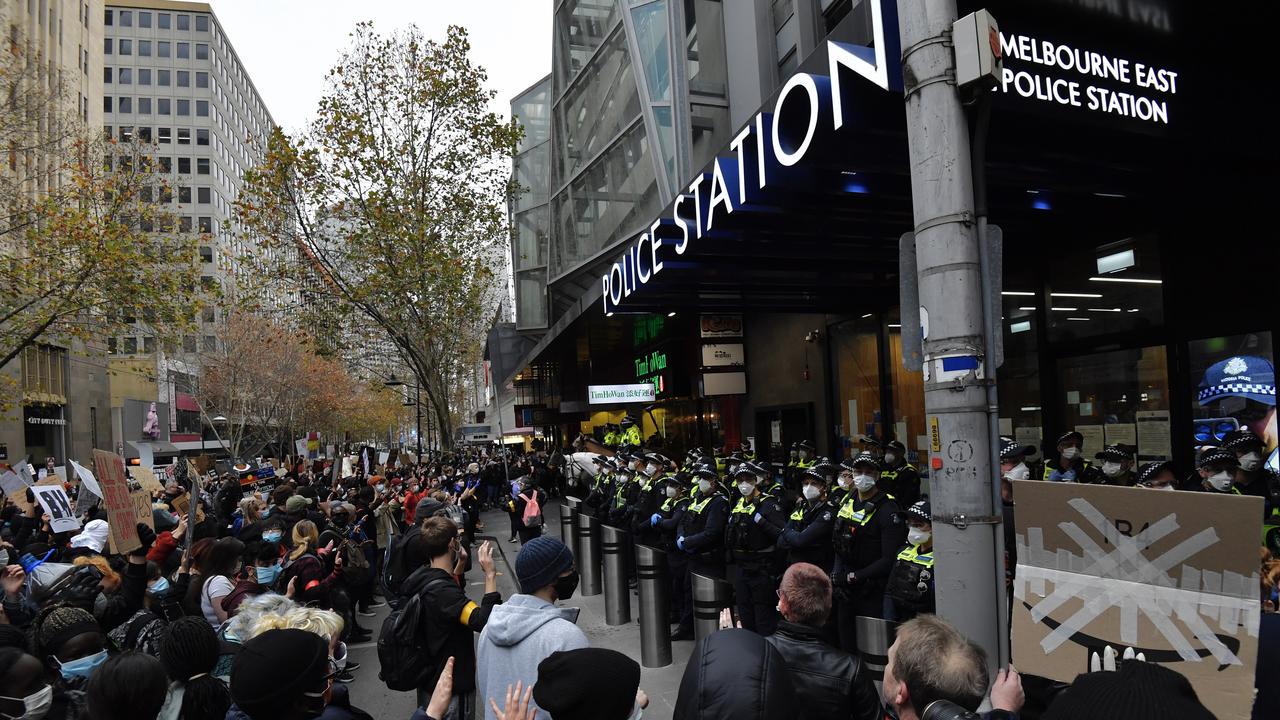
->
[384,375,423,460]
[205,415,226,456]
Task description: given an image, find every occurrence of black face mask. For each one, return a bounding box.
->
[553,570,580,601]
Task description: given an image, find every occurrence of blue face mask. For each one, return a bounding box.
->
[261,507,272,518]
[263,531,283,544]
[56,649,108,680]
[256,563,282,586]
[147,577,170,597]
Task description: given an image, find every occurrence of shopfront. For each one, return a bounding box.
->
[507,0,1276,474]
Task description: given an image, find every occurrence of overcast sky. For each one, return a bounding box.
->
[209,0,553,135]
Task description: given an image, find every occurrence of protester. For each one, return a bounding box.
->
[1043,655,1213,719]
[84,651,168,720]
[28,604,108,719]
[487,648,645,720]
[764,563,879,720]
[0,647,53,720]
[674,628,794,720]
[198,538,245,628]
[476,536,587,720]
[881,614,1023,720]
[226,628,332,720]
[158,616,232,720]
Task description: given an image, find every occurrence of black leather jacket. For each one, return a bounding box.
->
[765,620,881,720]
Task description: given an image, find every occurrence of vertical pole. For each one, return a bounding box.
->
[897,0,1002,673]
[415,382,423,459]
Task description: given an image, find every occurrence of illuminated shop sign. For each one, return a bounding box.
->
[600,0,902,314]
[588,384,658,405]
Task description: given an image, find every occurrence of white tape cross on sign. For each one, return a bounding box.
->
[33,485,82,534]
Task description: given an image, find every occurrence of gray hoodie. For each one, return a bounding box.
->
[476,594,590,720]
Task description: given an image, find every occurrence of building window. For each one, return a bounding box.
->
[158,156,171,172]
[158,40,170,58]
[123,337,138,354]
[119,39,131,55]
[138,68,151,85]
[179,216,192,232]
[196,158,209,175]
[137,97,151,114]
[119,10,131,27]
[103,66,111,83]
[159,13,171,30]
[103,96,112,112]
[178,157,190,173]
[197,187,210,204]
[21,344,69,398]
[202,336,216,352]
[139,11,151,28]
[177,99,189,116]
[183,335,196,353]
[178,186,191,203]
[118,96,131,113]
[196,100,208,117]
[196,128,209,145]
[107,337,117,354]
[104,37,111,54]
[199,246,213,263]
[202,306,216,323]
[158,69,170,86]
[118,68,131,84]
[195,15,209,32]
[196,71,208,88]
[157,98,170,115]
[198,216,212,232]
[143,336,156,354]
[177,128,190,144]
[177,42,189,59]
[138,40,150,57]
[177,70,189,87]
[177,14,190,31]
[195,43,208,60]
[104,8,112,25]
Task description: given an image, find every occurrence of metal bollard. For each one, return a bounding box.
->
[560,497,580,544]
[635,545,672,668]
[855,616,899,698]
[600,525,631,625]
[575,513,602,597]
[691,572,733,643]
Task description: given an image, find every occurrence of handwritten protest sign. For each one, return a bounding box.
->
[132,466,164,495]
[1012,481,1262,720]
[132,489,155,532]
[32,484,81,534]
[93,449,140,554]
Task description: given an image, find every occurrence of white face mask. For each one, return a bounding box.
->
[1061,446,1080,460]
[698,479,714,494]
[1102,462,1123,477]
[1004,462,1030,481]
[737,481,755,497]
[884,453,897,464]
[907,528,931,546]
[853,474,877,493]
[0,684,53,720]
[838,475,854,490]
[646,463,659,476]
[665,486,678,498]
[1239,452,1263,472]
[802,484,821,501]
[1206,471,1234,492]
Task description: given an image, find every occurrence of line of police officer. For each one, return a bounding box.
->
[580,443,934,654]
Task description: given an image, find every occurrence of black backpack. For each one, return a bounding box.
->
[377,576,452,692]
[381,525,421,603]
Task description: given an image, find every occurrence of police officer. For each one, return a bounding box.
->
[1223,428,1280,516]
[620,416,643,448]
[833,457,860,508]
[603,423,620,447]
[885,499,935,622]
[630,453,669,547]
[608,462,641,527]
[999,436,1035,594]
[754,459,791,514]
[741,438,757,463]
[769,463,836,573]
[1194,447,1241,494]
[725,463,787,635]
[651,472,693,626]
[1041,430,1092,482]
[1088,444,1137,486]
[583,454,612,517]
[831,452,906,654]
[880,440,921,507]
[672,467,729,641]
[1135,460,1177,490]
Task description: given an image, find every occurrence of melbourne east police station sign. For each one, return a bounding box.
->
[600,0,902,315]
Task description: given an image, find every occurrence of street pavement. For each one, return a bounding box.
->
[343,502,694,720]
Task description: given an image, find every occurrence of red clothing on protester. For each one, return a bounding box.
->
[403,490,424,525]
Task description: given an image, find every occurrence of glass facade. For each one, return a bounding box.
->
[511,77,554,330]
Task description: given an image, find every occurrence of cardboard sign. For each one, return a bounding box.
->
[70,460,103,497]
[132,466,164,495]
[399,453,415,468]
[172,491,206,523]
[32,485,81,534]
[93,449,141,554]
[0,469,25,495]
[1012,481,1262,720]
[132,490,155,532]
[195,454,212,475]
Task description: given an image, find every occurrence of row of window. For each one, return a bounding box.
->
[108,153,213,179]
[105,67,212,88]
[105,95,211,117]
[105,9,209,33]
[108,125,210,146]
[105,37,210,60]
[109,334,219,356]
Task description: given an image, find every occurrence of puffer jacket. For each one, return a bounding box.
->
[674,628,795,720]
[766,620,881,720]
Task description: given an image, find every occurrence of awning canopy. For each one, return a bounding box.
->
[126,440,180,458]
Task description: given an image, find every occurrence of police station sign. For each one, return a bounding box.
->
[588,384,658,405]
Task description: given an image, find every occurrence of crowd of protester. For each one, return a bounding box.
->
[0,435,1270,720]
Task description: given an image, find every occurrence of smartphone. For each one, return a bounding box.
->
[558,607,581,624]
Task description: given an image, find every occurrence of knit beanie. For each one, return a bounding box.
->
[515,536,574,594]
[35,606,100,658]
[1044,661,1215,720]
[230,629,328,715]
[161,616,219,682]
[415,497,444,520]
[533,649,640,720]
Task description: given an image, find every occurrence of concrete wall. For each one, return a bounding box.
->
[741,312,832,457]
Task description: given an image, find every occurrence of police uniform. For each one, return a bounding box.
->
[630,454,669,547]
[1223,428,1280,521]
[879,441,921,507]
[1193,447,1243,495]
[608,466,643,527]
[726,465,787,635]
[754,461,793,515]
[831,453,906,654]
[583,455,612,517]
[1086,444,1137,486]
[1040,430,1092,481]
[603,426,620,447]
[672,469,729,640]
[769,463,836,572]
[653,474,693,625]
[620,418,642,448]
[885,500,936,622]
[1197,355,1276,474]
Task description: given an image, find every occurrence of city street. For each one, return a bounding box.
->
[343,503,693,720]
